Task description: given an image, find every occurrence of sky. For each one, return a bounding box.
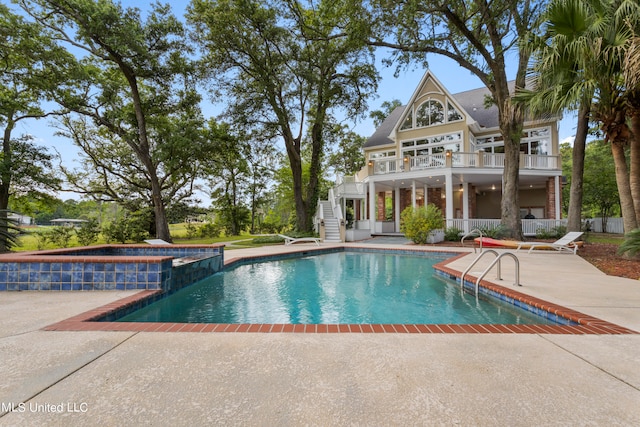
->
[11,1,578,204]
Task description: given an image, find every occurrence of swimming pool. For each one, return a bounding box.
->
[117,251,555,325]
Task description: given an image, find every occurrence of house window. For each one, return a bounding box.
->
[475,127,550,155]
[401,132,462,157]
[400,112,413,130]
[369,151,396,160]
[400,98,463,130]
[416,100,445,127]
[447,102,463,122]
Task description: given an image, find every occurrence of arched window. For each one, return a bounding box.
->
[416,100,444,127]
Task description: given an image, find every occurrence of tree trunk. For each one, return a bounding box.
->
[567,102,590,231]
[283,133,307,232]
[498,95,525,240]
[0,119,15,253]
[611,141,638,233]
[630,114,640,222]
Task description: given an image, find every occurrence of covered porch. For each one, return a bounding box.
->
[340,170,563,238]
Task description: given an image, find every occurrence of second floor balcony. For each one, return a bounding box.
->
[368,151,561,175]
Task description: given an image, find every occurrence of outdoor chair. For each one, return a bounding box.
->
[516,231,584,254]
[278,234,321,246]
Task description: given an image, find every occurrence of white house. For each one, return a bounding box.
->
[318,71,564,241]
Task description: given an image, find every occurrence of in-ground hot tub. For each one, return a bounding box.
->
[0,244,224,292]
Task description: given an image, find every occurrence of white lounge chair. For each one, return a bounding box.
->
[144,239,172,245]
[516,231,584,254]
[278,234,321,246]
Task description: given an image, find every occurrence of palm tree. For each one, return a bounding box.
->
[623,32,640,220]
[524,0,640,234]
[0,210,21,253]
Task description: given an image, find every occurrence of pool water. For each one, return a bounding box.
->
[118,251,556,325]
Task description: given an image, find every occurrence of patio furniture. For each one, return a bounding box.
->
[144,239,172,245]
[516,231,584,254]
[278,234,321,246]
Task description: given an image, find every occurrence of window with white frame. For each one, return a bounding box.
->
[368,150,396,160]
[475,127,551,155]
[401,132,462,157]
[400,99,463,130]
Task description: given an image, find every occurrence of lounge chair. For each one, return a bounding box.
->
[144,239,172,245]
[516,231,584,254]
[278,234,321,246]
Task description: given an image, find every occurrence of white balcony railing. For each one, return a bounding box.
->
[370,152,560,175]
[483,152,505,168]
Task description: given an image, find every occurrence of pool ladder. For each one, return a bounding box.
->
[461,228,484,253]
[460,249,521,296]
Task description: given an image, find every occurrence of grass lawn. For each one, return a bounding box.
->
[14,224,282,252]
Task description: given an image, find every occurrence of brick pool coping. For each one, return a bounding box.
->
[43,248,638,335]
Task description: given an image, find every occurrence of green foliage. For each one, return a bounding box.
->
[76,218,101,246]
[102,213,149,244]
[369,99,403,128]
[199,222,222,239]
[326,124,366,176]
[252,235,285,244]
[345,206,355,229]
[185,222,199,239]
[0,211,22,253]
[619,228,640,257]
[477,224,510,239]
[444,227,463,242]
[536,225,567,239]
[400,204,444,245]
[189,0,378,232]
[46,226,74,248]
[582,140,620,218]
[22,0,202,241]
[30,229,49,250]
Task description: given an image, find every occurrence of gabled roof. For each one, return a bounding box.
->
[451,83,517,129]
[364,72,515,149]
[363,105,407,148]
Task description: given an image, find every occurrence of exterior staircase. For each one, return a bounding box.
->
[320,201,342,242]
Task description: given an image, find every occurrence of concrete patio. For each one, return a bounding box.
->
[1,241,639,426]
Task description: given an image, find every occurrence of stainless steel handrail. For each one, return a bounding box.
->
[461,228,484,253]
[474,252,520,296]
[459,250,521,296]
[460,249,499,289]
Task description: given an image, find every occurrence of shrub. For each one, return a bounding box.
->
[536,225,567,239]
[444,227,463,241]
[345,206,354,229]
[76,219,101,246]
[31,230,49,250]
[474,224,512,239]
[102,213,149,243]
[619,228,640,257]
[252,235,285,244]
[185,222,199,239]
[400,204,444,244]
[46,226,75,248]
[199,222,222,238]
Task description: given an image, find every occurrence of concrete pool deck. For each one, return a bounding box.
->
[1,241,639,425]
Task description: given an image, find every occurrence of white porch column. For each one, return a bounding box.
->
[462,182,470,233]
[411,180,416,209]
[368,181,376,227]
[394,187,401,232]
[555,176,561,219]
[424,184,429,205]
[445,170,454,225]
